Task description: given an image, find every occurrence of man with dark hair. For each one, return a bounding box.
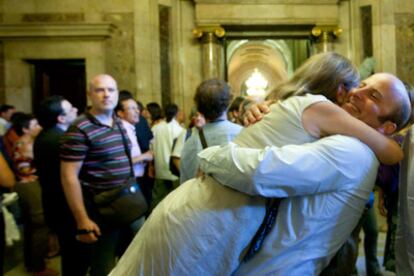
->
[33,96,86,276]
[150,102,184,208]
[135,100,153,161]
[115,92,153,254]
[115,92,153,198]
[118,91,154,204]
[146,102,163,126]
[179,78,242,183]
[0,104,15,135]
[164,103,178,123]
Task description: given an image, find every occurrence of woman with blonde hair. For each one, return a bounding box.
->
[111,52,405,275]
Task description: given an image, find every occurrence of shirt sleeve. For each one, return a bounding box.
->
[198,135,377,197]
[60,124,89,162]
[171,129,187,158]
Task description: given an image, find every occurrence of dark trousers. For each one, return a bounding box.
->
[90,230,118,276]
[320,208,381,276]
[15,181,48,272]
[55,224,91,276]
[320,219,362,276]
[150,179,179,211]
[89,217,144,276]
[361,207,381,276]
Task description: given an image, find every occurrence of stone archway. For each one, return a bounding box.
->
[227,40,291,99]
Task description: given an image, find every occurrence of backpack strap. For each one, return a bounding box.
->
[198,128,208,149]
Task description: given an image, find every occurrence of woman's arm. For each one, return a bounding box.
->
[302,102,402,165]
[0,153,14,188]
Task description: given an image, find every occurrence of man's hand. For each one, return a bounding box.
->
[76,217,101,243]
[133,150,154,164]
[243,100,273,126]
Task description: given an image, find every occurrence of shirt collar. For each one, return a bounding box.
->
[121,119,136,131]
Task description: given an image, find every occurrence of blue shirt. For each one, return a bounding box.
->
[179,120,242,184]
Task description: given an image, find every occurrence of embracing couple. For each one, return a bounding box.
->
[111,52,411,275]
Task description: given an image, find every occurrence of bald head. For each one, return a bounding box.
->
[342,72,411,135]
[89,74,117,92]
[87,74,119,114]
[374,73,411,131]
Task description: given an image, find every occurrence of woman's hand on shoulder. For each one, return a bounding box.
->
[243,100,273,126]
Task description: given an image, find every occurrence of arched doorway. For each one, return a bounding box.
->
[227,39,310,99]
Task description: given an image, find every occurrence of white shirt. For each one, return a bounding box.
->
[199,138,378,275]
[151,120,184,181]
[110,94,377,275]
[122,120,145,177]
[169,118,184,140]
[396,126,414,275]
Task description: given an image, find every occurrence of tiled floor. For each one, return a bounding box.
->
[4,232,394,276]
[4,238,60,276]
[356,231,396,276]
[5,257,60,276]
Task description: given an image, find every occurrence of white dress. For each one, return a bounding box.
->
[110,94,336,275]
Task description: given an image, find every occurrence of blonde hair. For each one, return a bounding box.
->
[267,52,359,102]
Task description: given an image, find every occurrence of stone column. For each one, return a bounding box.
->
[193,26,225,80]
[310,26,342,54]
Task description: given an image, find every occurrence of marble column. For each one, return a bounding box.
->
[310,26,342,54]
[193,26,225,80]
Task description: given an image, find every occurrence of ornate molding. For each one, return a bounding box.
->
[21,13,85,22]
[0,23,114,39]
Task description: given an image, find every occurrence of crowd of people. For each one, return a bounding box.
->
[1,52,414,276]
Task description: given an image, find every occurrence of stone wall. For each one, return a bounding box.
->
[395,13,414,84]
[103,12,136,92]
[2,0,414,114]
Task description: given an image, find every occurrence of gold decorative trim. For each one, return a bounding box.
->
[193,26,225,43]
[311,26,342,41]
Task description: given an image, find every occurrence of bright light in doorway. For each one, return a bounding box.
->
[245,68,268,97]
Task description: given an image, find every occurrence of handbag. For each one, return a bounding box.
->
[169,137,180,177]
[169,128,208,177]
[89,121,148,229]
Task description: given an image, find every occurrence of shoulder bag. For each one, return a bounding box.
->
[88,121,149,230]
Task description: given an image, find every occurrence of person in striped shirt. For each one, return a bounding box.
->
[60,74,131,276]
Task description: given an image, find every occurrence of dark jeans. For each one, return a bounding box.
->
[362,207,381,276]
[89,217,145,276]
[55,224,91,276]
[116,216,145,258]
[90,229,118,276]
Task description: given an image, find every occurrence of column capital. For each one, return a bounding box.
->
[310,25,342,43]
[192,26,225,44]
